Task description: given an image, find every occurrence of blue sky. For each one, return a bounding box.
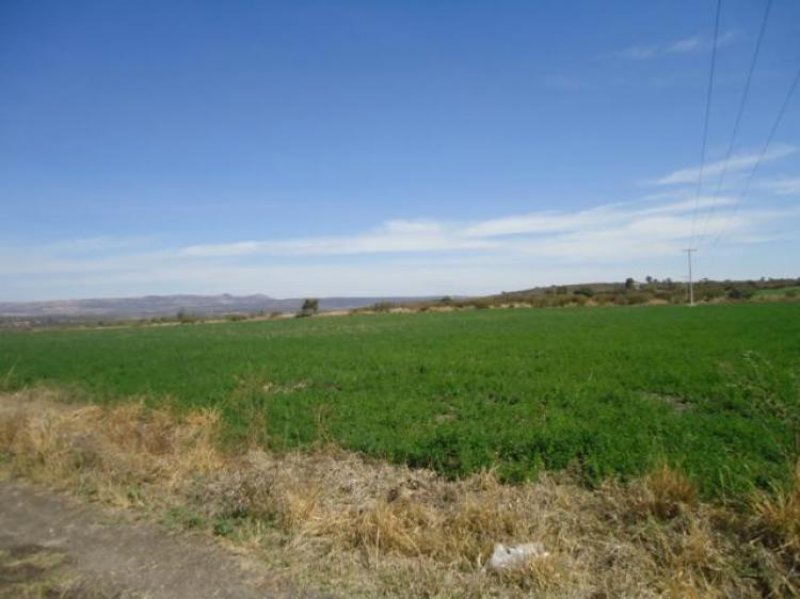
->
[1,0,799,301]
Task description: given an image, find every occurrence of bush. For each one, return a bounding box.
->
[571,295,588,306]
[727,287,756,300]
[176,310,199,324]
[372,302,396,312]
[549,295,575,307]
[298,298,319,317]
[594,293,616,306]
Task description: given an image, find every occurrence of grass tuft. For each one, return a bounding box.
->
[642,463,697,520]
[752,461,800,561]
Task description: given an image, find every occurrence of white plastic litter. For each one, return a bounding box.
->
[488,542,549,571]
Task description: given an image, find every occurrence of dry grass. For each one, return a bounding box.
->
[638,463,697,520]
[1,388,798,597]
[0,544,78,599]
[752,461,800,567]
[0,389,222,508]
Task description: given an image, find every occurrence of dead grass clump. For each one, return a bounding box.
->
[0,388,222,505]
[752,461,800,562]
[308,466,536,567]
[491,553,570,595]
[198,464,322,531]
[655,519,732,596]
[351,499,434,557]
[633,463,697,520]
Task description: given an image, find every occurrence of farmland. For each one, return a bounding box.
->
[2,302,799,497]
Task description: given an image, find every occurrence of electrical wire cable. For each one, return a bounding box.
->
[697,0,773,246]
[688,0,724,249]
[709,63,800,247]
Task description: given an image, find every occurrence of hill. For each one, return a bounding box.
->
[0,293,434,324]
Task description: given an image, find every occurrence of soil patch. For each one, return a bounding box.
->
[0,481,326,598]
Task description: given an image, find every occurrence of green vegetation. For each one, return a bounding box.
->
[298,298,319,318]
[2,303,799,497]
[385,277,800,311]
[756,285,800,298]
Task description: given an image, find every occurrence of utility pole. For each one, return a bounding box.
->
[684,248,697,306]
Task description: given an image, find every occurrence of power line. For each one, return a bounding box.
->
[684,248,697,306]
[688,0,723,249]
[709,63,800,248]
[697,0,773,246]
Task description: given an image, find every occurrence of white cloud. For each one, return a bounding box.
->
[615,30,736,60]
[652,145,796,186]
[759,177,800,196]
[461,211,598,237]
[0,195,784,277]
[179,219,493,258]
[665,36,701,54]
[2,185,796,301]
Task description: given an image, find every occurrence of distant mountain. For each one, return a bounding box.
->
[0,294,436,322]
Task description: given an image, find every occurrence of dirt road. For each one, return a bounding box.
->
[0,480,328,598]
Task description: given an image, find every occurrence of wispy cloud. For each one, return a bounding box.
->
[759,177,800,196]
[618,36,700,60]
[666,36,701,54]
[615,30,736,60]
[651,145,796,186]
[0,190,794,301]
[157,195,769,262]
[179,220,495,258]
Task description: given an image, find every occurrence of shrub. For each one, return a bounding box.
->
[626,292,652,305]
[550,295,575,307]
[176,310,198,324]
[298,298,319,318]
[571,295,588,306]
[727,287,756,300]
[372,302,396,312]
[600,294,618,305]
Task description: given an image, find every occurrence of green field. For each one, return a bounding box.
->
[2,303,799,497]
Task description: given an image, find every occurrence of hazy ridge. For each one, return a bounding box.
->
[0,293,434,320]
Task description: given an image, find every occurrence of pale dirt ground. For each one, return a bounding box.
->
[0,479,332,599]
